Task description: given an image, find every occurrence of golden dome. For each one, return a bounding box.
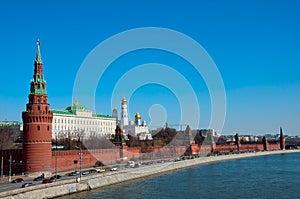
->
[135,112,141,119]
[112,108,117,113]
[121,97,127,105]
[73,100,80,107]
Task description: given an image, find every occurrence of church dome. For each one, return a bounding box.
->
[65,100,86,111]
[121,97,127,105]
[135,112,141,119]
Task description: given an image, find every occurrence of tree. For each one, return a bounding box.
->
[0,126,17,150]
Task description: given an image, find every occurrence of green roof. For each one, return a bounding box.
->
[0,121,22,127]
[51,109,113,118]
[92,114,113,118]
[35,39,42,63]
[51,109,73,115]
[51,101,113,118]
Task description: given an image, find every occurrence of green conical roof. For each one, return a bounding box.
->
[30,39,47,95]
[35,39,42,63]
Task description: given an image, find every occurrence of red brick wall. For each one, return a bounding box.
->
[0,140,283,174]
[267,143,281,151]
[51,149,121,172]
[0,149,24,175]
[239,143,264,152]
[190,142,280,155]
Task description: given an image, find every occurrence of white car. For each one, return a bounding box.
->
[110,166,118,171]
[127,161,135,168]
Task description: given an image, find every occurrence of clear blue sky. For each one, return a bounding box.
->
[0,0,299,135]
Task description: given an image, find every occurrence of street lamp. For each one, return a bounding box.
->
[1,156,3,179]
[75,146,82,180]
[54,131,61,181]
[8,152,12,182]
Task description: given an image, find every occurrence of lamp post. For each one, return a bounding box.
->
[1,156,3,179]
[80,149,82,179]
[75,146,82,180]
[8,153,12,182]
[115,149,117,165]
[54,131,59,181]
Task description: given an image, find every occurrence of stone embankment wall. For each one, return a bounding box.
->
[1,150,298,199]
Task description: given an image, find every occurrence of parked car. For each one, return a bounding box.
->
[98,168,105,173]
[110,166,118,171]
[21,182,34,188]
[126,161,135,168]
[11,178,24,183]
[50,175,62,180]
[42,179,53,184]
[33,176,44,181]
[68,171,76,176]
[89,169,97,173]
[95,167,101,172]
[174,157,181,162]
[82,170,90,175]
[68,171,80,176]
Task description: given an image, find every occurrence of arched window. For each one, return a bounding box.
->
[37,125,40,131]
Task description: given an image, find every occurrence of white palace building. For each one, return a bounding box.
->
[51,100,117,139]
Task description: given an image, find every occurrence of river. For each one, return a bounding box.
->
[59,152,300,199]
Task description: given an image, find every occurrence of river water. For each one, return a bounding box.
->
[60,152,300,199]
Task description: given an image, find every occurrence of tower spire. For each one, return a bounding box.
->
[31,39,46,95]
[35,39,42,63]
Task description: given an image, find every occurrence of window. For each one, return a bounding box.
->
[47,126,50,131]
[37,125,40,131]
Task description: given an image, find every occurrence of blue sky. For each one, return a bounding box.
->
[0,0,299,135]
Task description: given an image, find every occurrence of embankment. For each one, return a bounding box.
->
[1,150,299,199]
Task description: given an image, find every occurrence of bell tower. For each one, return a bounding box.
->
[121,97,129,126]
[22,40,53,176]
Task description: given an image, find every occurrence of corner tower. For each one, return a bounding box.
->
[22,40,53,176]
[280,127,285,150]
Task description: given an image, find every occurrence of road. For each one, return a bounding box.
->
[0,158,177,193]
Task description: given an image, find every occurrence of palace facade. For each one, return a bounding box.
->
[51,100,116,139]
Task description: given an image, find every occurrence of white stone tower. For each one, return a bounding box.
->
[121,97,129,126]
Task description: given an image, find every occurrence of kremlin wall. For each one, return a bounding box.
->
[0,41,285,177]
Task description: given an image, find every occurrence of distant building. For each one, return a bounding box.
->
[0,121,22,145]
[124,113,152,140]
[51,100,116,139]
[0,121,22,132]
[199,129,215,137]
[112,108,118,121]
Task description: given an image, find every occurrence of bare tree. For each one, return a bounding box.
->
[0,126,17,150]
